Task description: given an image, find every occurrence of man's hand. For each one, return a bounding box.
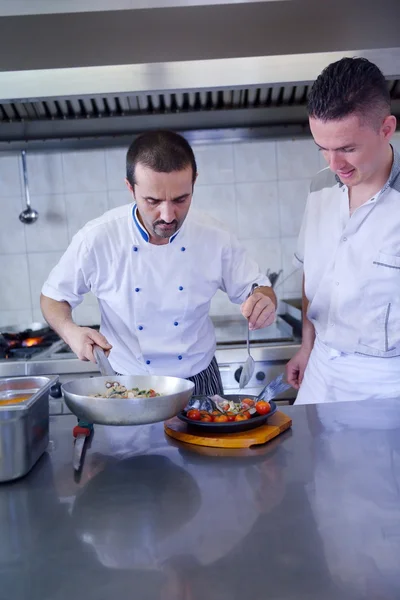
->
[285,346,312,390]
[63,323,112,363]
[241,291,276,330]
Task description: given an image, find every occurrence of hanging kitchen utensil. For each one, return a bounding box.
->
[239,283,258,389]
[19,150,38,224]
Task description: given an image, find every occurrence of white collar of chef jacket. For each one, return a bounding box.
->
[132,204,181,244]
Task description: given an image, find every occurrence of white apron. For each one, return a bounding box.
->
[295,336,400,405]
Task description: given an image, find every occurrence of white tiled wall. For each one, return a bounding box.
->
[1,132,399,328]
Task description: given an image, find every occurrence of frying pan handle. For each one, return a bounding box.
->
[93,345,116,376]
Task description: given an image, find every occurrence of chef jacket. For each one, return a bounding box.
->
[294,146,400,358]
[42,204,270,377]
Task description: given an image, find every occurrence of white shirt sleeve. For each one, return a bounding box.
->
[220,234,271,304]
[41,231,94,309]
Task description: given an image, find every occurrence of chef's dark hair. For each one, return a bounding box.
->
[126,130,197,186]
[307,57,391,128]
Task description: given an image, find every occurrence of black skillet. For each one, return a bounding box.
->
[178,394,278,434]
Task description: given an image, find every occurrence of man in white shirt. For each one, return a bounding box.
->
[286,57,400,404]
[41,130,276,395]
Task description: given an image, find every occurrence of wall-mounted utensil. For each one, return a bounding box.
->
[19,150,38,225]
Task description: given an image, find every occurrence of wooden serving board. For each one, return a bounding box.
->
[164,411,292,449]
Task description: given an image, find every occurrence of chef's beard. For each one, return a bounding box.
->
[153,220,179,238]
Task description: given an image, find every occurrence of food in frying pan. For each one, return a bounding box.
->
[91,381,160,399]
[184,395,271,423]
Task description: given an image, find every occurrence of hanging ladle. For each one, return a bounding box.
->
[19,150,38,225]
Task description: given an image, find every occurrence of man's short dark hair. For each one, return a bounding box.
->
[126,130,197,186]
[307,57,391,126]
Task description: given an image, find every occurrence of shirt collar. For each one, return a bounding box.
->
[383,145,400,192]
[132,204,180,244]
[334,145,400,191]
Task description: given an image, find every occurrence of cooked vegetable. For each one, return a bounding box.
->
[200,414,213,422]
[91,382,160,399]
[255,401,271,415]
[235,413,250,421]
[213,414,228,423]
[187,409,201,421]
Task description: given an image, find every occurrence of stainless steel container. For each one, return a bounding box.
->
[0,376,57,482]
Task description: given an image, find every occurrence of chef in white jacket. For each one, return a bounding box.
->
[286,57,400,404]
[41,130,276,395]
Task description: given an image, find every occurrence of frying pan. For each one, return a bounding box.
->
[62,347,194,426]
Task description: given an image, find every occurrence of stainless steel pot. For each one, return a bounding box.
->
[0,376,57,482]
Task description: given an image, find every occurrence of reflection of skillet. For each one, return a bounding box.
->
[71,455,201,570]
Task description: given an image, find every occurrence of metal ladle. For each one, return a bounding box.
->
[19,150,38,225]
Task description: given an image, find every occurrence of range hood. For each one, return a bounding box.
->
[0,0,399,150]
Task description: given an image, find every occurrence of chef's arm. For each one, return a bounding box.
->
[40,294,111,362]
[301,276,315,351]
[40,294,74,337]
[254,285,277,308]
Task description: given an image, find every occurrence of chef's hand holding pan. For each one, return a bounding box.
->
[63,323,112,363]
[241,287,276,330]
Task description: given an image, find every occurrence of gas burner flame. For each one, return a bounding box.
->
[22,337,45,348]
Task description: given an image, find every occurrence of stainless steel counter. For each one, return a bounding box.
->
[1,400,400,600]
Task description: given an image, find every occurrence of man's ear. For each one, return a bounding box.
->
[125,178,135,197]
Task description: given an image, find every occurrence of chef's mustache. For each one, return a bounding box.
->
[154,219,178,227]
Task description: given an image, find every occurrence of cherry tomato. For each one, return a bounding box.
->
[235,413,250,421]
[226,412,236,422]
[242,398,255,407]
[211,410,221,417]
[200,414,213,422]
[187,409,201,421]
[255,401,271,415]
[213,414,229,423]
[149,389,157,398]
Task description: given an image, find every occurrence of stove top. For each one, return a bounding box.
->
[0,323,99,361]
[0,317,296,363]
[0,324,57,360]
